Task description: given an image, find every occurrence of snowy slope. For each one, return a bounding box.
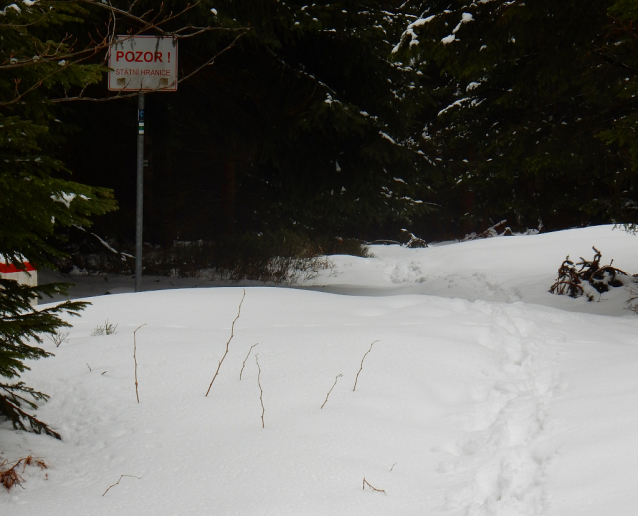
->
[3,225,638,515]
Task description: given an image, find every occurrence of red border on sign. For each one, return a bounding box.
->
[0,262,36,273]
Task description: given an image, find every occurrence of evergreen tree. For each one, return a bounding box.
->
[394,0,638,234]
[1,1,116,437]
[61,0,437,242]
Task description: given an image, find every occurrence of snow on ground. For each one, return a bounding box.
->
[3,225,638,515]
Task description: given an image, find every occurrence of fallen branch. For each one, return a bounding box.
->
[102,474,141,496]
[353,341,379,392]
[0,459,24,492]
[133,324,147,403]
[240,343,259,380]
[321,374,342,409]
[363,477,386,494]
[205,289,246,397]
[255,354,265,428]
[1,456,49,492]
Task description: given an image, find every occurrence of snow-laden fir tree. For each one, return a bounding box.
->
[0,1,116,438]
[393,0,638,233]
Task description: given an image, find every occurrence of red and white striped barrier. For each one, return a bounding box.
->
[0,260,38,288]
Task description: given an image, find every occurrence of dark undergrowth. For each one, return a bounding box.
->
[59,231,370,285]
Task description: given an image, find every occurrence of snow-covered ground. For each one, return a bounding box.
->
[3,225,638,515]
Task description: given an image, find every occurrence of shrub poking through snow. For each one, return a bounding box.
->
[91,320,118,336]
[549,247,634,301]
[47,329,70,348]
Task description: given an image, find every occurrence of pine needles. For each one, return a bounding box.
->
[0,382,61,439]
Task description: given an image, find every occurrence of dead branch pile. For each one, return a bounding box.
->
[549,247,634,301]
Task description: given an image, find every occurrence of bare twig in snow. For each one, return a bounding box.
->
[86,363,91,372]
[321,374,343,409]
[240,343,259,380]
[390,462,397,472]
[255,354,265,428]
[102,474,141,496]
[363,477,386,494]
[256,354,265,428]
[353,340,379,391]
[205,290,246,396]
[133,324,147,403]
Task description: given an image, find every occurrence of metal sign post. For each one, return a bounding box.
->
[136,93,145,293]
[108,36,178,292]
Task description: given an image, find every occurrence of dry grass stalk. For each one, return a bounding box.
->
[240,343,259,380]
[206,289,246,397]
[92,320,118,336]
[133,324,147,403]
[1,456,49,492]
[353,340,379,391]
[102,474,141,496]
[255,354,265,428]
[321,374,343,409]
[390,462,397,472]
[363,477,386,494]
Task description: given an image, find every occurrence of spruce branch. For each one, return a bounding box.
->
[0,383,61,439]
[240,343,259,380]
[321,374,342,409]
[353,341,379,392]
[133,324,146,403]
[205,289,246,397]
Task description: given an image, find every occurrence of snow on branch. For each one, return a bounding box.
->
[392,15,435,53]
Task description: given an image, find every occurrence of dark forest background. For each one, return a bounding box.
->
[12,0,638,250]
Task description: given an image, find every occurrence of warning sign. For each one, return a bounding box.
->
[108,36,178,92]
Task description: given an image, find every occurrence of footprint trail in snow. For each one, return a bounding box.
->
[434,303,564,516]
